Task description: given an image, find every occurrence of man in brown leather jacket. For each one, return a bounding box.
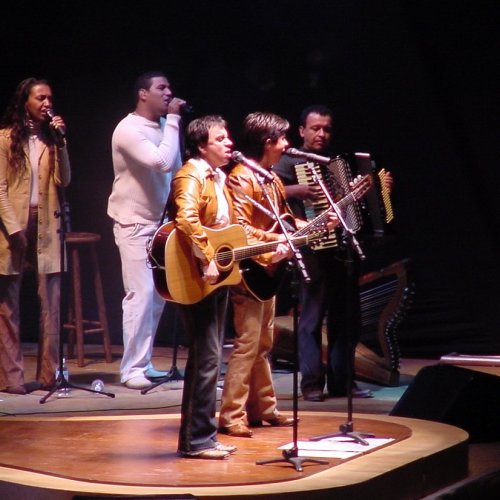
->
[218,112,299,438]
[167,115,236,460]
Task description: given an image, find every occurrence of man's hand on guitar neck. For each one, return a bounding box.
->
[326,211,340,231]
[271,236,294,263]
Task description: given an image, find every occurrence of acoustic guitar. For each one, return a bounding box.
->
[149,222,327,305]
[149,174,372,304]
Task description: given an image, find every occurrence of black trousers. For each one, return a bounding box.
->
[176,288,228,453]
[298,248,361,396]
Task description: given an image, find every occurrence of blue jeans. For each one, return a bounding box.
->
[176,288,228,453]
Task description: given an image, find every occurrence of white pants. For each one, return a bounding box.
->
[113,222,165,382]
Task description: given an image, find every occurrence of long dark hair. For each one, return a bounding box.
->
[0,77,54,175]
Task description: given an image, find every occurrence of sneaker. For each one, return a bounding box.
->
[145,367,169,379]
[178,448,229,460]
[124,375,152,389]
[215,443,237,454]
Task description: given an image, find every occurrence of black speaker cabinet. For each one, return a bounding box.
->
[390,364,500,442]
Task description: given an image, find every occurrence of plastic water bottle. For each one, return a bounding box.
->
[56,358,70,398]
[91,379,105,393]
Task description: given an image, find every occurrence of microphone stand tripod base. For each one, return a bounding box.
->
[141,367,184,395]
[257,446,328,473]
[39,376,115,404]
[310,421,374,446]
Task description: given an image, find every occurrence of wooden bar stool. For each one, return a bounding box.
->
[64,232,113,367]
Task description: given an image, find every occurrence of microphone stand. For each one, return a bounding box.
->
[252,170,328,472]
[142,157,185,395]
[305,163,373,445]
[40,161,115,403]
[141,311,183,395]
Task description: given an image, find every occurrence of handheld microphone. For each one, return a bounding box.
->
[231,151,274,183]
[285,147,331,165]
[180,102,194,114]
[46,109,66,138]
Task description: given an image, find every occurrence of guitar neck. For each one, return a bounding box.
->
[224,233,317,263]
[293,179,367,237]
[212,176,370,267]
[293,205,337,238]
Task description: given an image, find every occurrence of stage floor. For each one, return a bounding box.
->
[0,412,468,499]
[1,344,499,499]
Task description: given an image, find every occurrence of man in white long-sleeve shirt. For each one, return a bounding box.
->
[107,71,185,389]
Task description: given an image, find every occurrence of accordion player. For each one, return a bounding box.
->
[273,150,405,388]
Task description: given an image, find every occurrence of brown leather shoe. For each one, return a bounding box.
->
[219,423,253,438]
[249,414,296,427]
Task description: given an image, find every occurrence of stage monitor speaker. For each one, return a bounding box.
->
[390,364,500,442]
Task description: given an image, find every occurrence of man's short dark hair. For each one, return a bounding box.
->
[185,115,227,159]
[300,105,333,127]
[241,112,289,159]
[133,71,167,102]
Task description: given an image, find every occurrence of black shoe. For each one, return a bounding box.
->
[303,389,325,402]
[24,381,43,393]
[329,386,373,398]
[2,385,26,395]
[352,387,374,398]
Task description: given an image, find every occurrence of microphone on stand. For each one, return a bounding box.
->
[231,151,274,183]
[285,147,331,165]
[46,109,66,139]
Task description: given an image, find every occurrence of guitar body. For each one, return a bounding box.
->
[150,223,248,305]
[241,259,289,302]
[238,175,373,301]
[150,222,175,301]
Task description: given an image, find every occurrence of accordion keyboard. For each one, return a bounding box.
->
[295,161,340,249]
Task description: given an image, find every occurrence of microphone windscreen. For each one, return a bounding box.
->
[231,151,244,162]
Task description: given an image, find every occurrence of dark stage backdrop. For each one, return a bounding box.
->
[2,1,499,357]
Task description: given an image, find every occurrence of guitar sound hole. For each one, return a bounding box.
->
[216,245,234,269]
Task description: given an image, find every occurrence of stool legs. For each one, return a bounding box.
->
[90,246,113,363]
[64,239,113,367]
[72,245,85,367]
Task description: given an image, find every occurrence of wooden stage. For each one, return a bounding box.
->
[0,411,468,499]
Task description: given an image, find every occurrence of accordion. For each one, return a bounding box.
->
[294,152,394,251]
